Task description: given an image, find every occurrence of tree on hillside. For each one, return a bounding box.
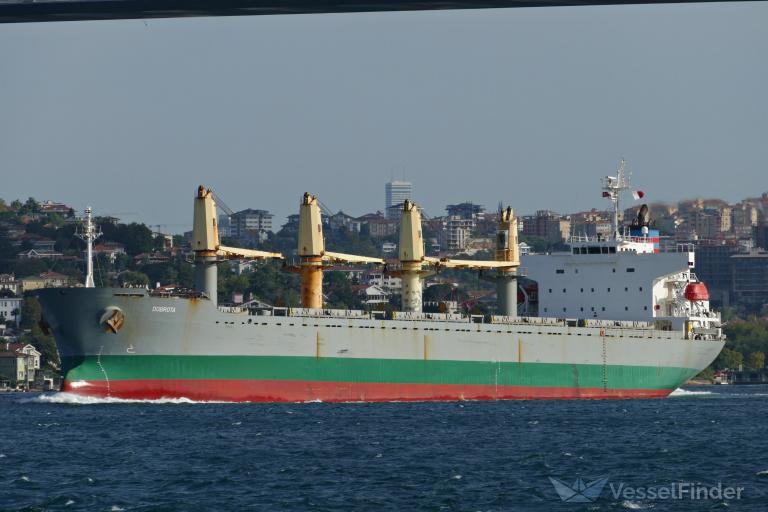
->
[119,271,150,287]
[424,284,455,302]
[723,317,768,365]
[19,197,40,215]
[0,231,16,273]
[100,222,154,255]
[714,347,744,371]
[324,271,359,309]
[520,236,550,253]
[247,263,301,306]
[18,296,59,368]
[14,258,49,277]
[748,351,765,371]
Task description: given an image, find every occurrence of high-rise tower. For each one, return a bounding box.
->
[385,180,412,219]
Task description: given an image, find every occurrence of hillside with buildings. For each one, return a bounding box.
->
[1,184,768,387]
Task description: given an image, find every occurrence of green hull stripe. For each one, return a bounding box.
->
[62,355,698,390]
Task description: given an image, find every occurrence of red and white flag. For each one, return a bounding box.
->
[632,190,645,200]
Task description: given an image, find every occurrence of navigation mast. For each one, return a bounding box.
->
[76,206,101,288]
[602,159,629,241]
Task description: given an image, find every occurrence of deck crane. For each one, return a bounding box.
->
[192,186,283,306]
[290,193,384,309]
[394,199,521,314]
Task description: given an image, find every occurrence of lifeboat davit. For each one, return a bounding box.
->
[685,282,710,301]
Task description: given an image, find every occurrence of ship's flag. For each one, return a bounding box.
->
[632,190,645,200]
[602,191,611,197]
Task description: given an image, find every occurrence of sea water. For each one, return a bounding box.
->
[1,386,767,511]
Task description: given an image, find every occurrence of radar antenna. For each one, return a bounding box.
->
[75,206,102,288]
[602,159,630,240]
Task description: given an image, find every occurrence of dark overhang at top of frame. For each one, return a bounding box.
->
[0,0,761,24]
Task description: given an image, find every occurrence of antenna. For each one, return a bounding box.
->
[602,159,630,241]
[75,206,102,288]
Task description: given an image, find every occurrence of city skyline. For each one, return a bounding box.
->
[2,178,768,235]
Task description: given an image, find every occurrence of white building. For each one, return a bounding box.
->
[0,343,41,389]
[357,285,390,305]
[445,216,474,251]
[231,209,273,241]
[365,271,402,294]
[385,181,412,219]
[0,296,22,326]
[0,274,20,295]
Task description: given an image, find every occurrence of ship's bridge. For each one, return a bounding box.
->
[568,230,694,256]
[568,236,655,255]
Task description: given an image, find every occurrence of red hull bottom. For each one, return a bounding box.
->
[62,379,672,402]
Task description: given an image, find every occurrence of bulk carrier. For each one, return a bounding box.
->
[38,163,724,401]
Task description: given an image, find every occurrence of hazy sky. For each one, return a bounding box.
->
[1,2,766,232]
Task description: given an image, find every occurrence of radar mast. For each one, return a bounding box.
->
[602,159,630,240]
[76,206,102,288]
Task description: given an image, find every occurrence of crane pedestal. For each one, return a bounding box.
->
[300,256,324,309]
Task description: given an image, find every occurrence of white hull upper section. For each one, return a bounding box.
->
[523,249,693,322]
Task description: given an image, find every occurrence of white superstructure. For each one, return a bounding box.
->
[522,160,721,338]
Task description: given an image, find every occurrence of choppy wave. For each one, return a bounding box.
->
[20,392,230,405]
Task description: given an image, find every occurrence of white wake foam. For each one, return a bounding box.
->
[21,392,230,405]
[669,388,714,397]
[622,500,654,510]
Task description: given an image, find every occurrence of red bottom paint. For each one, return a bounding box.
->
[62,379,672,402]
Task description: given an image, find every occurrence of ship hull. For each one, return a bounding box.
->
[39,288,724,402]
[61,378,671,401]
